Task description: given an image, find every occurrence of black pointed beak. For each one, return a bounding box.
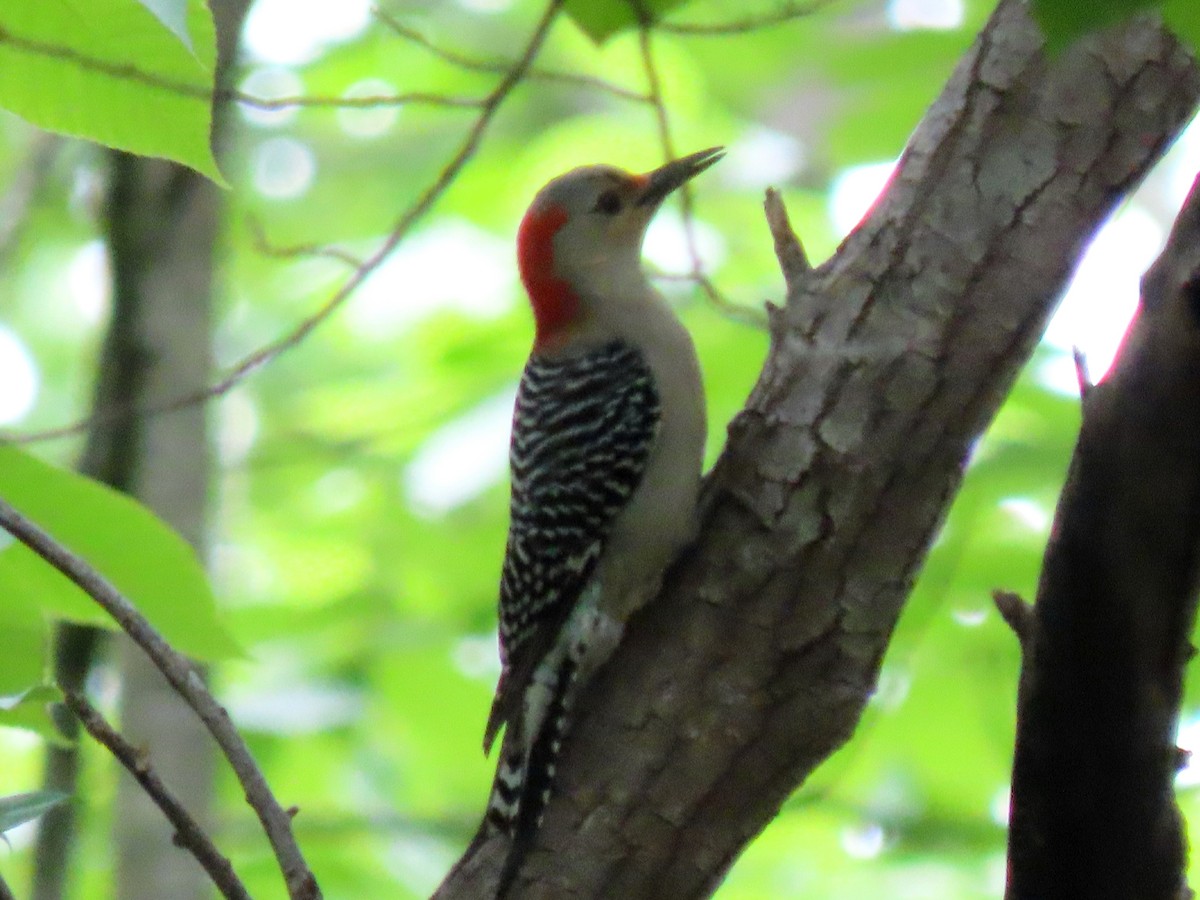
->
[636,146,724,207]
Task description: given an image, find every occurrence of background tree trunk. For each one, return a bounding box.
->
[1004,172,1200,900]
[438,2,1200,896]
[106,139,222,899]
[29,3,250,898]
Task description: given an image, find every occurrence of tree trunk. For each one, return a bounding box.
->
[437,2,1200,896]
[27,4,250,899]
[1004,171,1200,900]
[107,139,221,899]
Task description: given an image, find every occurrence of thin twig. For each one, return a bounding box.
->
[762,188,811,340]
[764,187,810,278]
[373,6,648,102]
[224,89,484,111]
[0,497,319,900]
[1073,345,1092,399]
[634,5,768,329]
[62,690,252,900]
[660,0,836,35]
[248,217,365,269]
[6,0,566,445]
[993,589,1034,648]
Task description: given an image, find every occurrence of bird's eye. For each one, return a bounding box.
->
[594,190,622,215]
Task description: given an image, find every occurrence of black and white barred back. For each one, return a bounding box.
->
[499,339,661,661]
[484,340,661,891]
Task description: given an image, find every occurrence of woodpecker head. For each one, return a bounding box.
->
[517,147,724,349]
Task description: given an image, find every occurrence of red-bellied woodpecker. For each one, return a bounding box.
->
[482,147,720,893]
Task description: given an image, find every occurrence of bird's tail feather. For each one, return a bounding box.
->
[494,652,578,898]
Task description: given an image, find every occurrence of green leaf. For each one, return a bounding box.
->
[0,0,223,183]
[136,0,193,52]
[1163,0,1200,52]
[0,790,70,834]
[0,613,47,696]
[564,0,692,43]
[0,685,67,745]
[1030,0,1161,52]
[0,444,241,661]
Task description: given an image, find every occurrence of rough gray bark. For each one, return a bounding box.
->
[1004,172,1200,899]
[437,2,1200,897]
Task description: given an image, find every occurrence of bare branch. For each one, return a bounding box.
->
[764,187,810,281]
[225,89,484,111]
[5,0,567,446]
[0,498,319,900]
[373,6,649,103]
[62,690,252,900]
[247,217,365,269]
[660,0,837,36]
[993,589,1034,649]
[1005,171,1200,899]
[1072,346,1092,399]
[634,4,767,329]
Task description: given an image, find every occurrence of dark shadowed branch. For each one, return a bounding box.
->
[1003,172,1200,900]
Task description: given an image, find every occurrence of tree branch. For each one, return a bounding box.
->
[437,1,1200,895]
[372,7,648,102]
[634,4,765,328]
[61,690,252,900]
[1005,171,1200,899]
[0,498,320,900]
[5,0,566,446]
[660,0,836,35]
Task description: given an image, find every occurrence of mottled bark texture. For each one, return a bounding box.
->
[1004,173,1200,899]
[438,1,1200,897]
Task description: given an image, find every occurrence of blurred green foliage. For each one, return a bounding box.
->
[1,0,1198,897]
[1030,0,1200,54]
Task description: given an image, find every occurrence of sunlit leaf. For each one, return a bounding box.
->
[135,0,193,52]
[0,445,240,661]
[0,685,66,745]
[0,790,69,834]
[564,0,693,43]
[0,0,222,181]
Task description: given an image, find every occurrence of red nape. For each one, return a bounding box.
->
[517,203,579,348]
